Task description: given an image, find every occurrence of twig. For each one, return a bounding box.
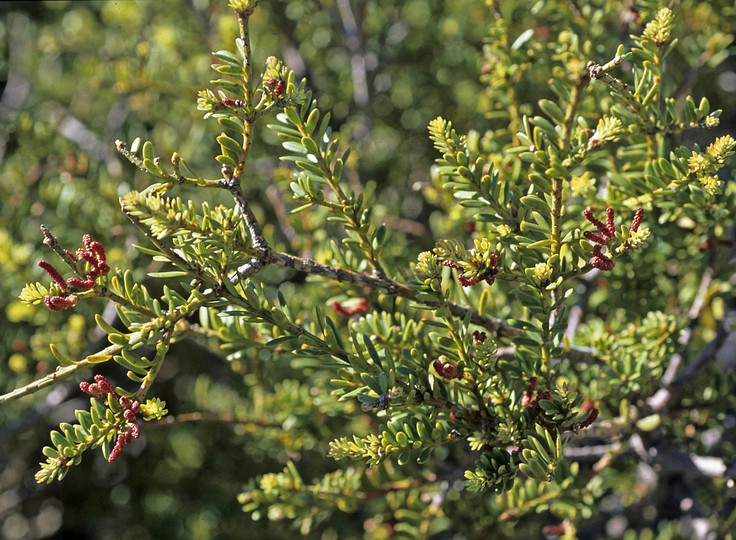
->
[267,250,519,338]
[647,253,722,412]
[221,177,520,338]
[40,224,83,270]
[647,321,730,413]
[221,176,269,252]
[0,344,123,405]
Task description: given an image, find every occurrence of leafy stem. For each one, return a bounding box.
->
[0,345,123,404]
[134,329,173,401]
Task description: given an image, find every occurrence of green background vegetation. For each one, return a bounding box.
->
[1,1,735,538]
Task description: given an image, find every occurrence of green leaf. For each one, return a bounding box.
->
[282,141,307,153]
[86,354,112,364]
[50,344,76,367]
[142,141,154,161]
[301,136,321,156]
[284,106,302,126]
[218,116,245,132]
[520,194,550,213]
[147,271,190,278]
[49,430,69,450]
[305,108,320,135]
[212,50,241,66]
[538,99,564,123]
[511,28,534,50]
[265,336,297,347]
[217,133,242,157]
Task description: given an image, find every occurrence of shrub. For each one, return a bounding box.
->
[2,1,736,538]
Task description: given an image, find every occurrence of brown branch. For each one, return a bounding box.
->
[267,250,519,338]
[647,320,731,413]
[221,177,268,252]
[40,224,83,271]
[647,252,723,412]
[221,178,519,339]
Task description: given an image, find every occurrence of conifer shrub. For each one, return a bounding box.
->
[3,1,736,537]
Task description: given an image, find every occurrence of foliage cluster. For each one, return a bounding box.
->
[2,1,736,538]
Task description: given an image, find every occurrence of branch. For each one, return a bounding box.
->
[221,176,269,252]
[40,224,84,270]
[268,250,519,338]
[647,256,727,413]
[630,433,734,480]
[221,176,519,338]
[0,344,123,405]
[647,320,731,412]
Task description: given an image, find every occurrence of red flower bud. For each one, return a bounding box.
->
[630,207,644,232]
[591,244,614,271]
[44,295,78,311]
[441,363,459,379]
[457,273,482,287]
[542,523,567,535]
[67,277,95,290]
[88,240,106,262]
[77,249,97,266]
[584,208,614,239]
[583,230,607,244]
[108,432,129,463]
[39,261,69,292]
[332,298,369,317]
[605,207,615,237]
[591,255,614,271]
[80,380,106,399]
[532,390,551,411]
[267,78,285,96]
[94,375,117,399]
[579,408,599,429]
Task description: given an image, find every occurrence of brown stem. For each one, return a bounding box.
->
[267,250,519,338]
[222,178,518,338]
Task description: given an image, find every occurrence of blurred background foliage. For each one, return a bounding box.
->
[0,0,734,539]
